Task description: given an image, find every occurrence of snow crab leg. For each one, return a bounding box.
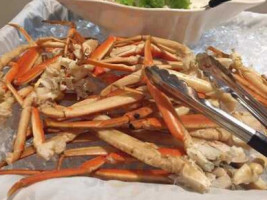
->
[144,36,188,143]
[129,114,218,131]
[56,144,184,168]
[2,30,267,196]
[14,47,41,79]
[57,148,135,169]
[1,132,96,169]
[5,93,34,164]
[94,169,171,184]
[143,37,221,172]
[8,156,106,197]
[82,58,138,72]
[94,115,210,192]
[31,107,45,147]
[8,23,35,44]
[3,62,19,85]
[0,44,36,71]
[40,89,144,119]
[6,146,182,196]
[5,82,24,106]
[208,47,267,105]
[0,86,33,122]
[45,106,153,129]
[115,35,193,60]
[0,169,42,175]
[0,145,36,169]
[90,36,117,76]
[6,24,41,79]
[43,21,85,57]
[15,55,60,85]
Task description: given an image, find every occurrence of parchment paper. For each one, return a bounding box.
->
[0,0,267,199]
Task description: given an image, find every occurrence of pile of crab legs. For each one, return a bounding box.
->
[0,20,267,197]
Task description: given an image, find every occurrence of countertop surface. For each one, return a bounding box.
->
[0,0,31,27]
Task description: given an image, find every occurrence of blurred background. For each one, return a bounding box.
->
[0,0,31,27]
[0,0,266,27]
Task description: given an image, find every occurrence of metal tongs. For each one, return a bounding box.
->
[145,65,267,157]
[197,53,267,127]
[205,0,231,9]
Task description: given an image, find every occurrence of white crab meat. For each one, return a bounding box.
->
[73,44,83,59]
[60,57,91,81]
[82,39,99,57]
[36,132,76,160]
[233,112,265,132]
[187,139,247,172]
[211,168,232,189]
[233,163,264,185]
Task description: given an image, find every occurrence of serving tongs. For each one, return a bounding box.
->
[197,53,267,127]
[145,66,267,157]
[205,0,231,9]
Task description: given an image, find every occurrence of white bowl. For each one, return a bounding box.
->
[58,0,265,44]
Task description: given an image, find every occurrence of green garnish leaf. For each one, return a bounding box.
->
[165,0,191,9]
[135,0,150,7]
[116,0,191,9]
[148,0,165,8]
[115,0,135,6]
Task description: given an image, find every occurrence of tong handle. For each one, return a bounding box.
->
[208,0,230,7]
[190,97,267,157]
[196,98,255,143]
[248,131,267,156]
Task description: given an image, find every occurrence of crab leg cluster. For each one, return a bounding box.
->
[208,46,267,106]
[0,21,267,197]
